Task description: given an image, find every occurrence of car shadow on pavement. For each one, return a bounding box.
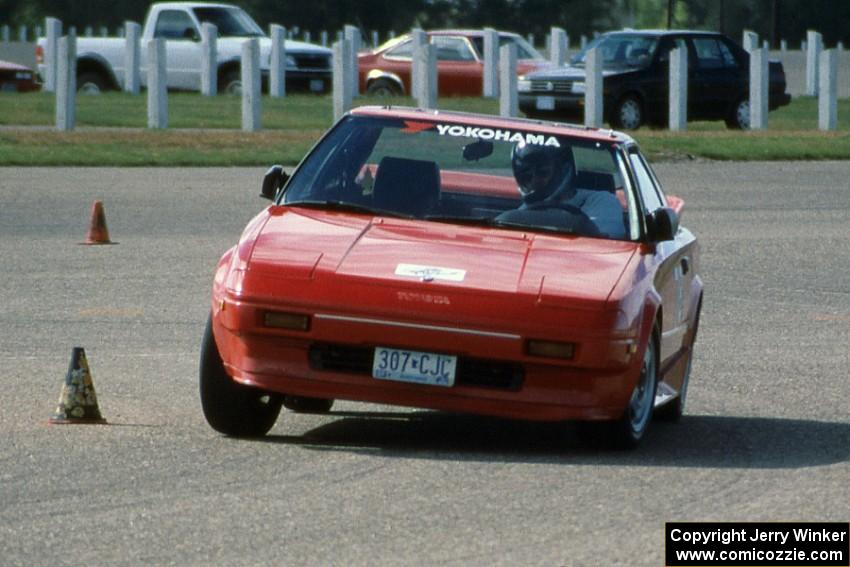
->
[260,411,850,469]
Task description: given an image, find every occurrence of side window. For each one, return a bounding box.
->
[385,39,412,59]
[628,150,665,212]
[154,10,197,39]
[692,38,725,70]
[432,36,475,62]
[717,40,739,68]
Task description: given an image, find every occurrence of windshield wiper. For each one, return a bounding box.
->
[286,200,414,219]
[422,214,499,226]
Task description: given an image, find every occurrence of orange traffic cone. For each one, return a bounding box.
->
[80,200,116,245]
[49,347,107,424]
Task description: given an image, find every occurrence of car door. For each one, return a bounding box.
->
[688,35,744,119]
[431,35,481,96]
[151,9,202,90]
[627,147,694,364]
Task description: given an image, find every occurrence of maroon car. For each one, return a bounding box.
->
[0,59,39,92]
[358,30,553,97]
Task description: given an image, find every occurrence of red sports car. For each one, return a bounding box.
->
[358,30,552,97]
[201,107,702,447]
[0,59,39,92]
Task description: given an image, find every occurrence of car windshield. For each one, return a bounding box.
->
[192,7,264,37]
[570,34,659,69]
[282,115,636,241]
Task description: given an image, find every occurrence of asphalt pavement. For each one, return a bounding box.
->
[1,163,848,566]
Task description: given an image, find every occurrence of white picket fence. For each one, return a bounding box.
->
[11,20,846,132]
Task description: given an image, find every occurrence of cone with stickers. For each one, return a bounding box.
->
[49,347,107,424]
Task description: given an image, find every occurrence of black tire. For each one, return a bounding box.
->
[655,300,701,422]
[366,78,402,97]
[282,396,334,414]
[610,95,644,130]
[221,70,242,96]
[199,315,281,437]
[725,98,750,129]
[579,327,659,449]
[77,71,109,95]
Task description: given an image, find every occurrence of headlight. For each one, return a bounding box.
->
[285,55,297,68]
[517,78,531,93]
[571,81,585,94]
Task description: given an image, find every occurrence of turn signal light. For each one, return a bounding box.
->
[264,311,310,331]
[526,339,575,360]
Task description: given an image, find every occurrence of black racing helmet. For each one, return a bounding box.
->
[511,141,574,204]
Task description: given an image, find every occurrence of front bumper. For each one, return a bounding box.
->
[212,297,644,422]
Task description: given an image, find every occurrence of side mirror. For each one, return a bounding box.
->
[261,165,289,200]
[462,139,494,161]
[646,207,679,242]
[183,27,200,41]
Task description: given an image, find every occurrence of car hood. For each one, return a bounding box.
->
[242,208,637,320]
[217,36,332,55]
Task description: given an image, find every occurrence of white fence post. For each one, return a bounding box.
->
[371,30,379,48]
[44,17,62,93]
[410,29,426,98]
[241,38,261,132]
[124,21,141,94]
[415,43,437,109]
[749,47,768,130]
[742,30,758,52]
[344,25,360,96]
[200,23,218,95]
[482,28,499,98]
[333,39,352,122]
[270,24,286,98]
[499,44,518,117]
[56,33,76,131]
[18,25,27,42]
[669,46,688,131]
[1,25,9,43]
[806,30,822,96]
[320,30,328,47]
[549,27,568,66]
[147,39,168,129]
[584,47,603,128]
[818,49,838,131]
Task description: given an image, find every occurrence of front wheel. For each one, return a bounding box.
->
[611,95,644,130]
[200,315,281,437]
[221,70,242,96]
[366,78,403,97]
[579,327,659,449]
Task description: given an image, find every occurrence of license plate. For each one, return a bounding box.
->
[536,96,555,110]
[310,79,325,92]
[372,347,457,387]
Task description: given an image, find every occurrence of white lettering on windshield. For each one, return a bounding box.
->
[434,124,560,148]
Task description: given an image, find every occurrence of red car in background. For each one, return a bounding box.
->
[0,60,39,92]
[358,30,552,97]
[200,106,703,448]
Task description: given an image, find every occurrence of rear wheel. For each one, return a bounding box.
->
[725,98,750,129]
[200,315,281,437]
[366,78,402,97]
[77,71,109,95]
[221,70,242,96]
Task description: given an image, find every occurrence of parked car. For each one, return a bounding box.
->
[35,2,332,94]
[519,30,792,129]
[200,106,703,448]
[0,59,39,92]
[358,30,553,96]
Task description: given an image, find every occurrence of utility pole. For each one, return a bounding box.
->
[719,0,726,34]
[667,0,675,29]
[771,0,780,50]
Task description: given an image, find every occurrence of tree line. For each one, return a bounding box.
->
[1,0,847,47]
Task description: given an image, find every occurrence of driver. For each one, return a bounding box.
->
[505,141,627,239]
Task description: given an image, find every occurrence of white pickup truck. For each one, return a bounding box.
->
[36,2,333,94]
